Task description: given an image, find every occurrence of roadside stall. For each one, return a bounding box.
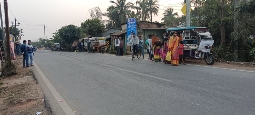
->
[97,37,106,53]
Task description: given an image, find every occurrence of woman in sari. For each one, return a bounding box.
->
[168,32,180,66]
[152,35,161,62]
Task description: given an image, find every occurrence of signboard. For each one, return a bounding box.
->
[126,18,137,43]
[181,3,192,16]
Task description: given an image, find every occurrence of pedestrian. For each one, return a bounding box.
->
[146,35,152,60]
[168,31,180,66]
[179,41,186,65]
[87,37,91,53]
[20,40,29,68]
[129,32,139,58]
[115,36,120,56]
[152,35,161,62]
[138,35,144,59]
[27,40,34,66]
[119,37,124,56]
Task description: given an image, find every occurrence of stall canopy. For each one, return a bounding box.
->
[111,31,126,36]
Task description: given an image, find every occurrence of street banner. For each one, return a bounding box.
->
[126,18,137,43]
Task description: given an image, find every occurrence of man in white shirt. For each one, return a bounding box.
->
[146,34,153,60]
[129,32,139,58]
[115,36,120,56]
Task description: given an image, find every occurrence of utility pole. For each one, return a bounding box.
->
[0,2,4,70]
[186,0,191,27]
[233,0,239,61]
[4,0,11,67]
[44,25,45,38]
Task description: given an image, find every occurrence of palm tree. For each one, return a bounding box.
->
[136,0,149,21]
[104,5,121,28]
[147,0,159,23]
[109,0,134,25]
[161,7,179,26]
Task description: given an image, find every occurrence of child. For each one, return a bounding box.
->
[179,41,186,65]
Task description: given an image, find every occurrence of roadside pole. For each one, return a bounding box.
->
[0,2,4,70]
[4,0,11,67]
[186,0,191,27]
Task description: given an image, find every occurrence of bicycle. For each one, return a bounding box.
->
[132,46,144,60]
[137,48,144,59]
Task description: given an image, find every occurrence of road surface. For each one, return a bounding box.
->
[34,50,255,115]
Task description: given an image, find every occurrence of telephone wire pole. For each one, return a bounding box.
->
[4,0,11,67]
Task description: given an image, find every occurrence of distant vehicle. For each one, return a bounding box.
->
[54,43,60,51]
[33,46,37,51]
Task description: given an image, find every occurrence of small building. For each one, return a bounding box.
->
[111,21,166,53]
[102,29,121,51]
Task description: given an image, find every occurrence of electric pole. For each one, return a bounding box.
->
[0,2,4,70]
[44,25,45,38]
[186,0,191,27]
[4,0,11,67]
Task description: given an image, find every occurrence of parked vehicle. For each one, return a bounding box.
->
[166,26,215,65]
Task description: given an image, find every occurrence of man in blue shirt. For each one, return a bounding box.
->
[20,40,29,67]
[27,40,34,66]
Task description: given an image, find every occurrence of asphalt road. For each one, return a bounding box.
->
[34,50,255,115]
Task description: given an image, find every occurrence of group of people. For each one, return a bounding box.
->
[144,32,186,66]
[114,36,124,56]
[20,40,34,68]
[128,32,185,66]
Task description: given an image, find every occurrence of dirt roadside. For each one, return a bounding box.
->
[0,56,52,115]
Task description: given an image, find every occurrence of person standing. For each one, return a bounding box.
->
[115,37,120,56]
[179,41,186,65]
[168,32,180,66]
[27,40,34,66]
[20,40,29,68]
[119,37,124,56]
[87,37,91,53]
[138,35,144,59]
[152,35,161,62]
[146,35,152,60]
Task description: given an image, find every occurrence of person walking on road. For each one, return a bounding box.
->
[129,33,139,58]
[20,40,29,68]
[27,40,34,66]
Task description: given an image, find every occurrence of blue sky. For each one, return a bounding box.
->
[4,0,184,41]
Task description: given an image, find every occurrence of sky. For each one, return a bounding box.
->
[3,0,184,42]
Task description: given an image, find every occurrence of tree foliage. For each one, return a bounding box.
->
[81,18,105,37]
[58,25,80,45]
[9,26,20,39]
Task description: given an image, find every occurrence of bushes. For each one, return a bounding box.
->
[1,62,17,77]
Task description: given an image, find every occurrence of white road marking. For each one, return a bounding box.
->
[34,63,76,115]
[59,53,255,73]
[71,56,173,83]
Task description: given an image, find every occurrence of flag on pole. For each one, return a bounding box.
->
[181,3,192,16]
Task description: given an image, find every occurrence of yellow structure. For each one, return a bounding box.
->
[181,3,192,16]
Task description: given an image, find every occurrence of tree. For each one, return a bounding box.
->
[58,25,80,45]
[136,0,149,21]
[108,0,134,26]
[161,7,179,26]
[147,0,159,23]
[9,26,20,40]
[104,5,121,28]
[81,18,105,37]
